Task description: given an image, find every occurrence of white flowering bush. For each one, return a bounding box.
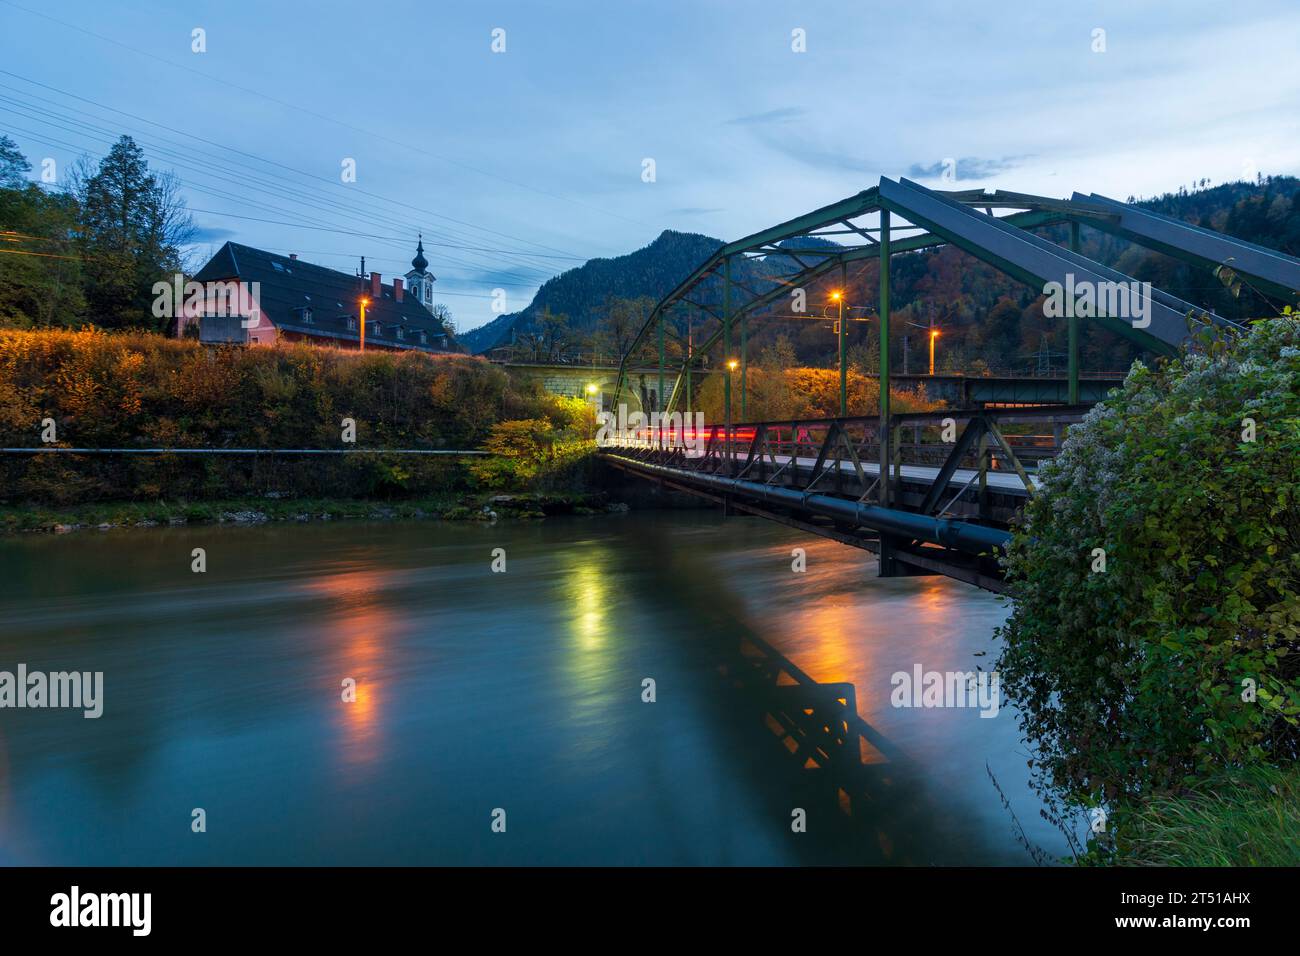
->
[996,317,1300,814]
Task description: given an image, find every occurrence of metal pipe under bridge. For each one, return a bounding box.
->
[600,404,1091,593]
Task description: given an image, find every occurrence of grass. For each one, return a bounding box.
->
[0,491,611,534]
[1117,764,1300,866]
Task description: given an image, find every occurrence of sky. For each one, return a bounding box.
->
[2,0,1298,332]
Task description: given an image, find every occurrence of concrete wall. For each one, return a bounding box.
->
[501,362,1119,413]
[503,363,667,412]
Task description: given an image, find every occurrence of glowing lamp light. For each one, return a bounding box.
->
[726,359,739,371]
[585,383,599,395]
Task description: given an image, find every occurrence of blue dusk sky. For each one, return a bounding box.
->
[1,0,1297,331]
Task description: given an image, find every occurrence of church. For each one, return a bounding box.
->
[179,237,456,354]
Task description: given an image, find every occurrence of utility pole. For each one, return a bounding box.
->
[359,256,368,353]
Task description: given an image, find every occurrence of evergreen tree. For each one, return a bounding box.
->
[75,135,193,329]
[0,135,31,189]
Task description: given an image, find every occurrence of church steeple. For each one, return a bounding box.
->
[405,234,435,308]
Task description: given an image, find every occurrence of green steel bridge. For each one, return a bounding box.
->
[603,177,1300,591]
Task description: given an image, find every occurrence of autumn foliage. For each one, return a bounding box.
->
[0,328,513,503]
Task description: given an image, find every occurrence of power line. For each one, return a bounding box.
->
[6,123,548,290]
[179,207,582,260]
[0,7,650,235]
[0,94,565,283]
[0,248,80,260]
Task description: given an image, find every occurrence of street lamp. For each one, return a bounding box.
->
[832,291,846,415]
[359,296,370,353]
[903,309,941,376]
[725,358,739,473]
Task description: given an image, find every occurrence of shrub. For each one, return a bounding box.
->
[469,395,596,491]
[0,328,510,502]
[995,318,1300,818]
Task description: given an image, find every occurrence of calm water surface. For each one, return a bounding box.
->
[0,512,1067,865]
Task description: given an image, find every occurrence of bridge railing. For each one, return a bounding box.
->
[598,403,1094,516]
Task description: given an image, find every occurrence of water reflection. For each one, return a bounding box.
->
[0,514,1064,865]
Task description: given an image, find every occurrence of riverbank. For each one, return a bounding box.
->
[1113,765,1300,866]
[0,491,623,534]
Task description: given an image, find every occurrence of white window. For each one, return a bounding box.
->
[396,327,405,340]
[347,317,357,331]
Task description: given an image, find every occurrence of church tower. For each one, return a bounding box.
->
[404,235,436,308]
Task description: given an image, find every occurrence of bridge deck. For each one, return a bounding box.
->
[690,450,1038,495]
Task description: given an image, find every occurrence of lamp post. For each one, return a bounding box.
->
[585,382,602,442]
[832,290,846,416]
[359,297,370,353]
[726,358,738,473]
[903,309,941,376]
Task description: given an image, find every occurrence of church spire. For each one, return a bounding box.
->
[411,233,429,273]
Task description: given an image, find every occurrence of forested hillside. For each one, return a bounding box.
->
[459,229,723,354]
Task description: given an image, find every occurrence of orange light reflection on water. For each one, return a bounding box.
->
[301,568,395,766]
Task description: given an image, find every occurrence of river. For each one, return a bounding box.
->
[0,512,1070,865]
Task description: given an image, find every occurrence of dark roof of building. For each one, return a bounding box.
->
[193,242,452,351]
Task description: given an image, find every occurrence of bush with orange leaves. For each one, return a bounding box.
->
[0,328,520,503]
[691,365,941,422]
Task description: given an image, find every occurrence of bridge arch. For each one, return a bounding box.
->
[610,176,1296,415]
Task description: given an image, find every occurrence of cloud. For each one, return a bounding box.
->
[762,137,878,175]
[191,225,238,243]
[906,156,1028,181]
[723,107,806,126]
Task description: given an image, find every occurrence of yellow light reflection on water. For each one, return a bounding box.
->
[557,550,620,745]
[565,561,608,653]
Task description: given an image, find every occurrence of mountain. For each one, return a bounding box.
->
[460,230,723,353]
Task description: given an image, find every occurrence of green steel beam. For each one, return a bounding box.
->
[723,255,733,472]
[1068,220,1081,403]
[879,208,892,508]
[657,310,665,415]
[877,182,1181,356]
